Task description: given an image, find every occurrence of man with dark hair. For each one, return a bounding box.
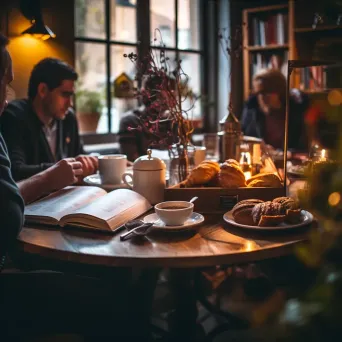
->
[0,57,98,181]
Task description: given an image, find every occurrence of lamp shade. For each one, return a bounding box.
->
[116,0,135,7]
[22,19,56,40]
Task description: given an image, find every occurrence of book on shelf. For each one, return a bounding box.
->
[250,51,288,84]
[299,66,326,91]
[250,13,288,46]
[24,186,152,232]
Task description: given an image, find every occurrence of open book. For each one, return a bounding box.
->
[24,186,152,232]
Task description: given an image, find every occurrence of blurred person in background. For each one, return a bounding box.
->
[241,69,310,151]
[118,75,178,161]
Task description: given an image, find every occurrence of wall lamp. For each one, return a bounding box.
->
[20,0,56,40]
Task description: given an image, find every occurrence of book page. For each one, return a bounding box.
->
[61,189,152,230]
[24,186,107,223]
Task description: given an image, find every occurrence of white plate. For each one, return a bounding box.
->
[83,173,130,191]
[223,210,313,231]
[143,212,205,231]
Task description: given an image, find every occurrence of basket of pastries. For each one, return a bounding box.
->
[178,159,283,189]
[165,159,286,213]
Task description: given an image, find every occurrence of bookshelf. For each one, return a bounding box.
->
[242,4,290,100]
[242,1,342,100]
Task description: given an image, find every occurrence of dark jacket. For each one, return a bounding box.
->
[0,133,24,254]
[241,92,310,151]
[0,99,84,181]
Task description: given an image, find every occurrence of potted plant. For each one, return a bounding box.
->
[75,89,103,133]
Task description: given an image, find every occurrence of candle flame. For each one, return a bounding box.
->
[321,149,326,160]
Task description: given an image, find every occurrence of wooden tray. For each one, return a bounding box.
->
[164,186,285,214]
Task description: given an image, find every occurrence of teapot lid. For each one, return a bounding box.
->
[133,149,166,171]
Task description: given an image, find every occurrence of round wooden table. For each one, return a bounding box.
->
[17,214,312,269]
[16,214,314,340]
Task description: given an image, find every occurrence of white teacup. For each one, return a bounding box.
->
[98,154,127,184]
[154,201,194,226]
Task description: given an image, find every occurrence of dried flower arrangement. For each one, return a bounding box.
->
[124,29,196,182]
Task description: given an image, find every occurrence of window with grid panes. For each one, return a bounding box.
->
[74,0,203,134]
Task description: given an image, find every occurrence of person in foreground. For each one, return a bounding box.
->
[0,35,139,341]
[0,57,97,182]
[241,69,309,151]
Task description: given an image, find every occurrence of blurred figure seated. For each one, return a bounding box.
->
[118,75,178,162]
[0,58,97,182]
[241,69,309,151]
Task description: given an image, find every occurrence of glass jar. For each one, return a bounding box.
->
[168,144,195,186]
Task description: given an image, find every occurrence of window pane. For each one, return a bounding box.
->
[179,52,202,120]
[75,42,108,133]
[75,0,106,39]
[110,0,137,42]
[150,0,175,48]
[178,0,200,50]
[111,45,138,133]
[150,50,201,121]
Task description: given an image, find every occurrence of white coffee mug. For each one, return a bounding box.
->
[194,146,207,166]
[98,154,127,184]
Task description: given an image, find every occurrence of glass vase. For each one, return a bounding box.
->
[168,144,195,186]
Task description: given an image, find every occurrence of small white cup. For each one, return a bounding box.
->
[194,146,207,166]
[154,201,194,226]
[98,154,127,184]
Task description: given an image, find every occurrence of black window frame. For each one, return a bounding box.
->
[74,0,218,138]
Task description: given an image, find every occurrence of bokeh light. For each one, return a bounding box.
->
[328,192,341,207]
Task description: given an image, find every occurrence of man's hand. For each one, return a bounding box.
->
[17,158,83,205]
[75,155,98,177]
[45,158,83,191]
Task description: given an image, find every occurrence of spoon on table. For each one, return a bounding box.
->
[120,220,156,241]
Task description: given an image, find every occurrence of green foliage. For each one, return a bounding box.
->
[75,89,103,114]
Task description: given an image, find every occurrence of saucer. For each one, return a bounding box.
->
[83,173,129,191]
[143,212,205,231]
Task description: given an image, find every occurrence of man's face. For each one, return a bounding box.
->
[0,49,13,116]
[41,79,75,120]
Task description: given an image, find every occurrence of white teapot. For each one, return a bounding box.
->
[122,150,166,205]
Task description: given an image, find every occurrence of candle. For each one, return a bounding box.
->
[240,152,252,180]
[320,149,326,161]
[244,171,252,180]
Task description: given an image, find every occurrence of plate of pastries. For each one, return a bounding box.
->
[224,197,314,230]
[178,159,283,188]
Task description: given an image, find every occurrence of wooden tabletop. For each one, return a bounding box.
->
[17,214,314,269]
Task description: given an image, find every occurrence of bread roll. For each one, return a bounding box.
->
[252,201,285,226]
[272,197,301,223]
[218,160,246,188]
[246,173,282,188]
[231,201,262,226]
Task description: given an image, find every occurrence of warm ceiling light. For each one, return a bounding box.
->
[22,19,56,40]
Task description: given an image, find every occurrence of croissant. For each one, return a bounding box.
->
[180,160,220,187]
[218,160,246,188]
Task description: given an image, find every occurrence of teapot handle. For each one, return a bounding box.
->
[122,173,133,189]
